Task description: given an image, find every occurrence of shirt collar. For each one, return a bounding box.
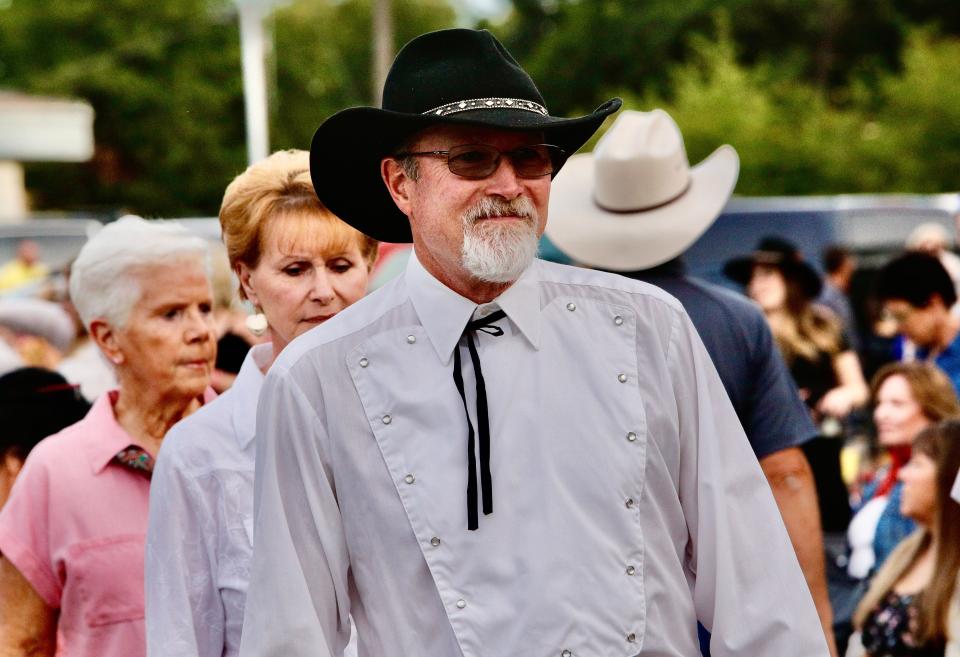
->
[405,251,541,365]
[85,387,218,474]
[231,342,271,450]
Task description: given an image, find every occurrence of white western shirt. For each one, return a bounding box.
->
[239,255,828,657]
[145,343,360,657]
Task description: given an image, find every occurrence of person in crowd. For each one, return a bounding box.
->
[820,245,860,353]
[724,237,869,533]
[145,150,377,657]
[847,362,960,581]
[240,28,828,657]
[545,108,835,655]
[0,216,217,657]
[906,222,960,296]
[57,259,118,401]
[876,252,960,395]
[0,367,90,510]
[0,239,49,293]
[206,242,263,392]
[848,420,960,657]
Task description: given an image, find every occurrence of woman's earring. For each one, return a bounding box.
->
[245,310,268,337]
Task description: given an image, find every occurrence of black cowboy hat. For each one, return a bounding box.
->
[723,236,823,300]
[310,28,622,243]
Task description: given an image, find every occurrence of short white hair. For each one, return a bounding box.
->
[70,215,210,329]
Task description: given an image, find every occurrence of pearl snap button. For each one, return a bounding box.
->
[359,357,369,368]
[626,565,636,576]
[566,302,576,311]
[625,498,635,509]
[618,373,627,383]
[430,536,441,547]
[626,432,637,442]
[562,651,572,657]
[406,335,416,344]
[382,415,392,425]
[627,633,637,643]
[456,599,466,609]
[614,315,624,326]
[404,474,415,484]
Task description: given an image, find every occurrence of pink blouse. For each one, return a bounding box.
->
[0,388,214,657]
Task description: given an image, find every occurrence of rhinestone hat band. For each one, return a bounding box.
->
[424,97,549,117]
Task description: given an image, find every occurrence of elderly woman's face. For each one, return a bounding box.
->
[112,260,216,399]
[240,213,370,352]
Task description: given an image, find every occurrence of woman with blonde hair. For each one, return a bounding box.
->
[848,419,960,656]
[145,150,377,657]
[725,236,870,532]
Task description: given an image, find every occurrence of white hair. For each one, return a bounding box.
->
[70,215,210,329]
[906,222,952,251]
[461,196,540,282]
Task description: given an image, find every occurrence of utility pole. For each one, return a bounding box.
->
[235,0,286,165]
[372,0,394,106]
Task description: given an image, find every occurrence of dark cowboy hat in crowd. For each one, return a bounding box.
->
[310,28,622,243]
[723,236,823,300]
[0,367,90,458]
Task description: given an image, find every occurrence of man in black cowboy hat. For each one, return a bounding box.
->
[241,29,828,657]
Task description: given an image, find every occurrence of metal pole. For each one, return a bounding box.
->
[372,0,394,106]
[239,3,270,165]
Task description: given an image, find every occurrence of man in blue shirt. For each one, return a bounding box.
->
[547,109,835,656]
[876,251,960,394]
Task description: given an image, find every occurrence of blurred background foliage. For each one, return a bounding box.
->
[0,0,957,217]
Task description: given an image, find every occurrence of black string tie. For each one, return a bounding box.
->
[452,308,507,530]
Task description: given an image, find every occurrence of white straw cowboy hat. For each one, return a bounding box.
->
[546,109,739,271]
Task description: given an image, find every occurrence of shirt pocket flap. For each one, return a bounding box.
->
[69,534,145,627]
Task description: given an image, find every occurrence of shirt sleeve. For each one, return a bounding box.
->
[0,443,62,608]
[239,366,352,657]
[743,311,817,459]
[668,310,829,657]
[145,429,225,657]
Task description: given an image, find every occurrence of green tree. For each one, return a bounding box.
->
[612,25,960,195]
[0,0,247,216]
[0,0,455,217]
[270,0,456,153]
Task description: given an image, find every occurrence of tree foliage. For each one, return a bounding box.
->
[0,0,957,214]
[610,22,960,194]
[0,0,453,217]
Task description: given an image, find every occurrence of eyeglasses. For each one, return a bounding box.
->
[394,143,566,179]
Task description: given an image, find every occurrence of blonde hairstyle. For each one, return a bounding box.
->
[219,150,378,298]
[870,361,960,423]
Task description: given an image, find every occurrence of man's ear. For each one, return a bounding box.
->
[381,157,414,217]
[89,319,124,366]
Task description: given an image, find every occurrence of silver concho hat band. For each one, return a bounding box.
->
[424,97,549,117]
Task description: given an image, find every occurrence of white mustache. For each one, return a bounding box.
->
[462,196,537,225]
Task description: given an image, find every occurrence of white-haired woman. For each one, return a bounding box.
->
[145,150,377,657]
[0,216,216,657]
